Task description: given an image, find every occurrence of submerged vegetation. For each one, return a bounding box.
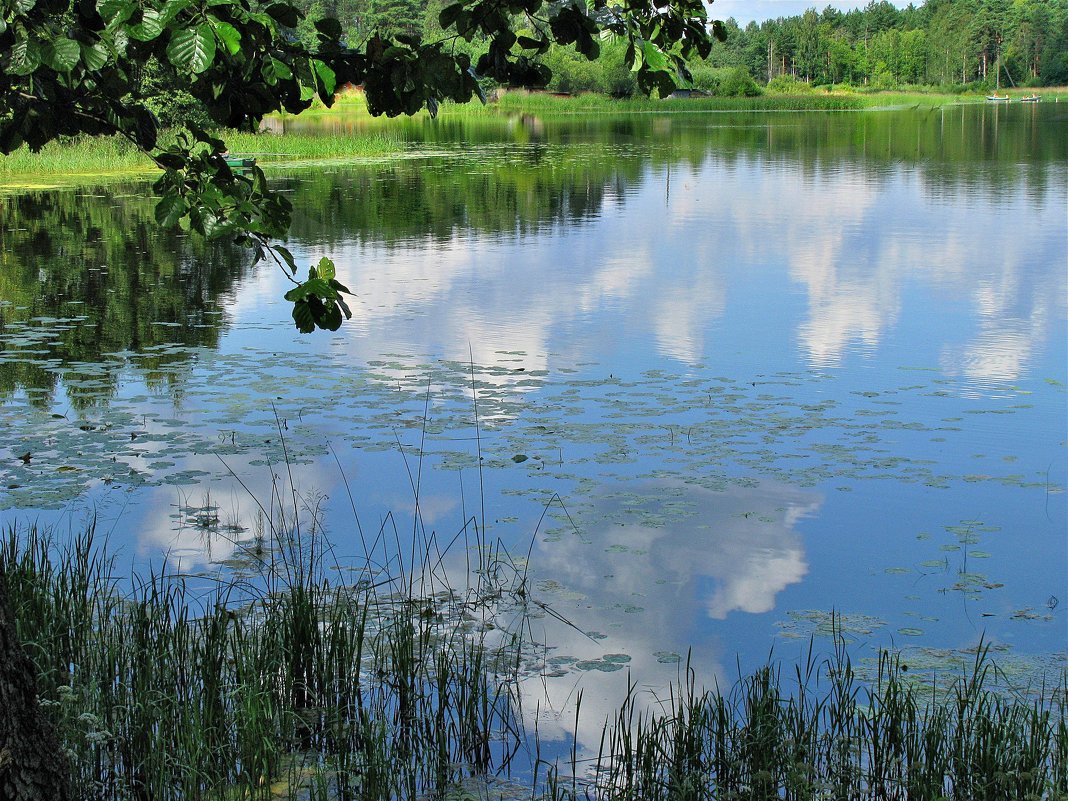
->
[5,516,1065,801]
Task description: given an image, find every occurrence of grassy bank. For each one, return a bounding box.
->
[326,84,1068,118]
[4,521,1066,801]
[0,129,405,187]
[3,86,1064,185]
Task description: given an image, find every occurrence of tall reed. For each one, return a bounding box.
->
[5,517,1064,800]
[3,512,528,801]
[562,631,1066,801]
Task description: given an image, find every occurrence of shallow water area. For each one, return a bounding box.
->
[1,104,1065,768]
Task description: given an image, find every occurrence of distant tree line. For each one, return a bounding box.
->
[285,0,1067,95]
[706,0,1068,90]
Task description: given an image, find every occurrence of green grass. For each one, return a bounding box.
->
[5,512,1065,801]
[0,129,405,186]
[489,89,868,113]
[5,85,1065,186]
[0,134,153,182]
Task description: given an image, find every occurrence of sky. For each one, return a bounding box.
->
[709,0,911,25]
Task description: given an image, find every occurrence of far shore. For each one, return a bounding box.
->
[2,87,1064,187]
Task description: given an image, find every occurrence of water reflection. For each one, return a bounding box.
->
[520,478,819,755]
[3,108,1064,409]
[0,186,252,405]
[301,147,1064,394]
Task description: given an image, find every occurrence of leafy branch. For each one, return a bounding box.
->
[1,0,720,332]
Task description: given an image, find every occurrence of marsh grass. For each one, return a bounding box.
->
[7,510,1065,801]
[4,421,1065,801]
[562,633,1067,801]
[487,91,867,113]
[3,489,533,801]
[0,129,404,184]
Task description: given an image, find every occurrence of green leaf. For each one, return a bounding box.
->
[211,20,242,55]
[640,40,670,73]
[265,2,301,27]
[314,17,341,38]
[336,294,351,318]
[9,37,42,76]
[130,106,158,149]
[162,0,191,21]
[264,56,292,83]
[274,245,297,275]
[154,152,187,170]
[130,8,165,40]
[80,41,109,70]
[154,193,188,227]
[313,59,336,96]
[320,302,343,331]
[167,25,217,73]
[97,0,131,26]
[517,35,547,51]
[190,126,225,150]
[316,257,335,282]
[438,2,464,29]
[292,300,315,333]
[328,278,352,295]
[44,38,81,71]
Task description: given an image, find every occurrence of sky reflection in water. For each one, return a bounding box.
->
[0,106,1065,757]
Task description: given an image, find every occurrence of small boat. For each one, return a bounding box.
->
[1019,94,1041,103]
[986,94,1009,102]
[223,155,257,169]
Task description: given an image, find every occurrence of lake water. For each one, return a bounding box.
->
[1,104,1065,756]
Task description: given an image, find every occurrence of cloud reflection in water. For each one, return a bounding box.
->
[518,478,819,757]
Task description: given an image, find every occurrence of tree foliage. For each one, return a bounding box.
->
[717,0,1068,90]
[1,0,720,330]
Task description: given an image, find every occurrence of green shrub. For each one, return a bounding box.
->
[871,70,898,90]
[766,74,817,94]
[717,67,762,97]
[688,62,727,93]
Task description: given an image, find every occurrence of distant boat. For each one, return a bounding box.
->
[224,156,257,169]
[986,94,1009,102]
[1019,94,1041,103]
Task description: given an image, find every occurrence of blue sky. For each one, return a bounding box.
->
[710,0,911,26]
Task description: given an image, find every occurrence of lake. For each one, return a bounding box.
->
[1,103,1065,758]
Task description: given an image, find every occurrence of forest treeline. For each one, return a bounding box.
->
[289,0,1066,97]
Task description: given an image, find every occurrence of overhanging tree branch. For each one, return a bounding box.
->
[1,0,721,331]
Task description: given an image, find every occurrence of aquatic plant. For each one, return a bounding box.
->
[5,515,1065,801]
[3,502,531,801]
[563,632,1067,801]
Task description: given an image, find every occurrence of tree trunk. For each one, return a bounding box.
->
[0,570,71,801]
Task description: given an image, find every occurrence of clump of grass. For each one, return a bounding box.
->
[0,133,154,179]
[217,130,405,164]
[437,90,867,116]
[7,518,1066,800]
[0,128,405,184]
[3,504,530,801]
[563,631,1067,800]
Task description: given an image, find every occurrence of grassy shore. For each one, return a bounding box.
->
[4,86,1064,186]
[322,84,1068,117]
[0,129,405,187]
[5,521,1066,801]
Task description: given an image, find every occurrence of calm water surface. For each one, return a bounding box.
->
[1,105,1065,753]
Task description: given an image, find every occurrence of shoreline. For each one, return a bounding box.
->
[2,89,1064,188]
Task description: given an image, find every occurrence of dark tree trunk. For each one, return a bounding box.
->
[0,569,71,801]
